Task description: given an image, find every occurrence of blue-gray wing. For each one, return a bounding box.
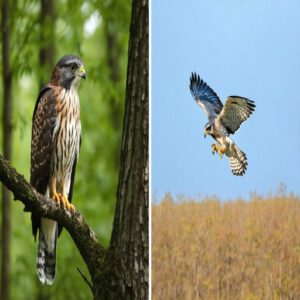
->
[189,73,223,122]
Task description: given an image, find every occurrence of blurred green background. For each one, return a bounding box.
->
[0,0,131,299]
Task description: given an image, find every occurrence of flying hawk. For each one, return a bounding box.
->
[189,72,255,176]
[30,54,86,284]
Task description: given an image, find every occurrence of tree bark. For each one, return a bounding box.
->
[94,0,149,298]
[1,0,13,299]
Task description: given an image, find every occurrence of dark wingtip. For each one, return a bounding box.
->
[189,72,202,90]
[229,96,256,111]
[190,72,198,84]
[246,99,256,108]
[246,99,256,113]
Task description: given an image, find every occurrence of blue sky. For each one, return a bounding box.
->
[152,0,300,201]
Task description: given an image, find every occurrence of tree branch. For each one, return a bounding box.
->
[0,154,105,281]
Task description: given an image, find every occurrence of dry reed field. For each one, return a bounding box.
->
[152,193,300,300]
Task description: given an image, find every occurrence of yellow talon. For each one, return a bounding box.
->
[64,196,75,212]
[52,191,61,207]
[61,194,75,212]
[59,193,67,210]
[217,146,225,159]
[211,143,225,159]
[52,192,75,212]
[211,144,217,154]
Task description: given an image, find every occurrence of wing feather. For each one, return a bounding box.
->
[31,86,57,239]
[189,72,223,122]
[216,96,255,134]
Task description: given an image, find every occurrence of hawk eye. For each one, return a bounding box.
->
[70,63,77,71]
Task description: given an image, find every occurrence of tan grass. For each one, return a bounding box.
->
[152,193,300,300]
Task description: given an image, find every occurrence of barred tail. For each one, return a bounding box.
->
[227,143,248,176]
[37,218,57,285]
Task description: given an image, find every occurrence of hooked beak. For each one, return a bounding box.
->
[78,65,87,80]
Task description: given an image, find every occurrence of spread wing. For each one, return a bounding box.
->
[30,86,57,239]
[216,96,255,134]
[189,72,223,122]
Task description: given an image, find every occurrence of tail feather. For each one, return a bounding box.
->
[37,218,57,285]
[226,143,248,176]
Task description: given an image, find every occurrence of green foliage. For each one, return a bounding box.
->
[0,0,131,299]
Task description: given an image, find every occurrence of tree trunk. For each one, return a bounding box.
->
[39,0,55,88]
[93,0,149,298]
[1,0,13,299]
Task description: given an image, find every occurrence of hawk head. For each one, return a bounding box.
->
[204,123,214,138]
[50,54,86,89]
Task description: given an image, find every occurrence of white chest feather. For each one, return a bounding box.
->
[52,87,81,181]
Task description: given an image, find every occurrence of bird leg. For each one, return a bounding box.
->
[52,191,61,206]
[211,143,218,155]
[59,194,75,212]
[211,143,225,159]
[51,179,75,212]
[218,144,226,159]
[61,184,75,212]
[54,193,75,212]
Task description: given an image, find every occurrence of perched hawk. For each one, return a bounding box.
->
[30,55,86,284]
[189,73,255,176]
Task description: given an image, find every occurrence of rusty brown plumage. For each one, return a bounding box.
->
[30,54,85,284]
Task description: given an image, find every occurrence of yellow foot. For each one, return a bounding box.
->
[218,150,224,159]
[211,143,218,155]
[60,194,75,212]
[52,191,61,206]
[211,144,225,158]
[217,146,225,159]
[52,192,75,212]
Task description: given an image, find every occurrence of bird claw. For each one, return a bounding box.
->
[52,192,61,207]
[52,192,75,212]
[211,144,224,159]
[211,144,217,155]
[219,150,224,159]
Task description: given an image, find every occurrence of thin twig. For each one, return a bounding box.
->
[77,267,93,292]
